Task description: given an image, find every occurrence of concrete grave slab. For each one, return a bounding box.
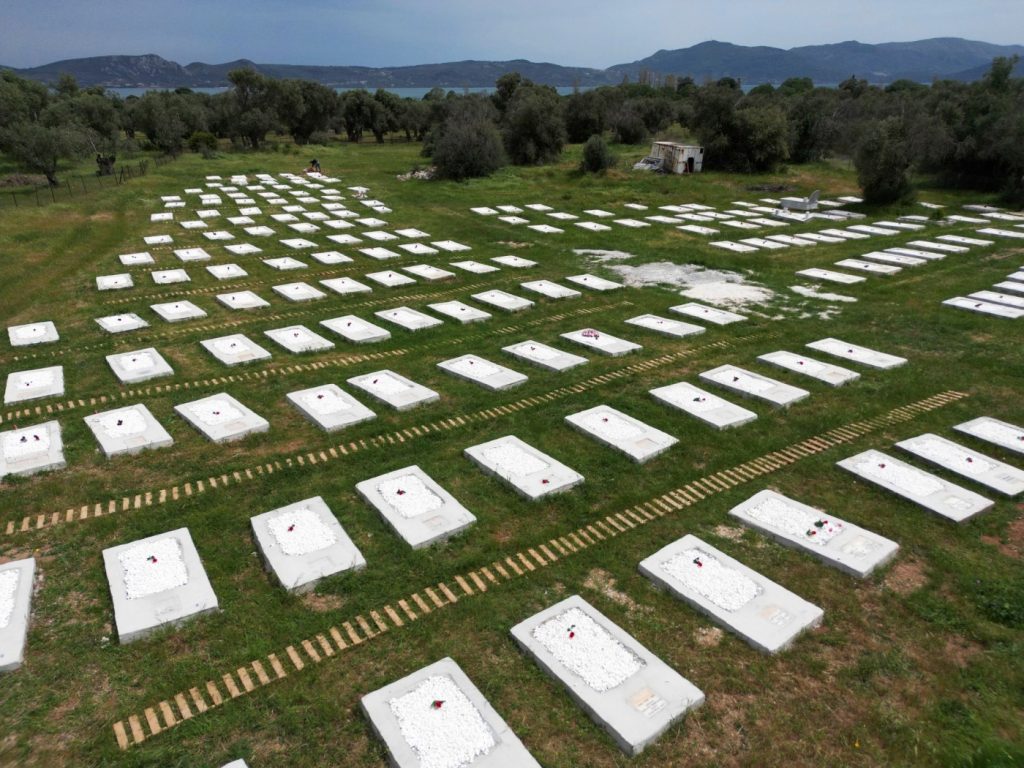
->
[994,281,1024,295]
[223,243,262,256]
[977,227,1024,239]
[491,256,536,268]
[837,449,993,523]
[499,216,529,224]
[833,258,901,275]
[472,290,534,312]
[757,350,860,387]
[700,364,809,408]
[286,384,375,432]
[84,403,173,458]
[287,222,320,234]
[820,228,869,239]
[464,435,583,500]
[375,306,444,331]
[795,268,866,284]
[327,233,362,246]
[403,264,456,282]
[356,466,475,549]
[710,241,758,253]
[203,231,235,241]
[438,354,527,391]
[151,300,207,323]
[143,234,173,245]
[0,421,65,480]
[347,370,439,411]
[96,313,149,335]
[565,405,676,463]
[583,209,615,217]
[937,235,993,247]
[677,224,719,235]
[521,280,581,299]
[528,224,564,234]
[361,657,541,768]
[396,228,429,238]
[566,274,623,291]
[614,219,650,228]
[5,366,64,405]
[433,240,471,252]
[102,527,218,644]
[265,325,335,353]
[0,557,35,672]
[428,301,491,323]
[560,328,641,357]
[805,338,907,369]
[943,297,1024,318]
[263,257,307,270]
[280,238,317,249]
[251,496,365,592]
[7,321,58,347]
[216,291,271,310]
[151,269,190,284]
[967,291,1024,309]
[106,348,173,384]
[363,230,398,241]
[639,534,823,654]
[669,303,746,325]
[625,314,705,338]
[510,594,704,756]
[360,247,402,260]
[525,203,554,211]
[175,392,269,443]
[173,247,212,262]
[244,225,275,237]
[399,242,439,256]
[848,224,901,236]
[862,251,927,267]
[907,240,968,253]
[321,277,372,295]
[119,252,155,266]
[765,234,817,246]
[897,434,1024,496]
[729,490,898,578]
[207,263,248,280]
[96,273,134,291]
[151,212,173,222]
[576,221,613,232]
[955,416,1024,456]
[272,282,327,302]
[200,334,272,366]
[367,270,416,288]
[321,316,391,344]
[451,260,499,274]
[310,250,353,265]
[884,247,944,260]
[739,237,788,249]
[649,381,757,430]
[503,340,587,371]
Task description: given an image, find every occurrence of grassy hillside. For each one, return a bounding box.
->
[0,141,1021,768]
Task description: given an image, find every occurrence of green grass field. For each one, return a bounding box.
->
[0,141,1022,768]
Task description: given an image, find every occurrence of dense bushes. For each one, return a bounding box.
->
[580,134,614,173]
[428,99,506,180]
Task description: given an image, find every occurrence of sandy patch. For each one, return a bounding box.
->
[790,285,858,303]
[585,259,775,308]
[884,559,928,595]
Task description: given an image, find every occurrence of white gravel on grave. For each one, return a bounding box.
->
[854,458,944,496]
[364,373,412,396]
[662,549,762,611]
[119,537,189,599]
[193,398,244,426]
[121,352,156,373]
[93,408,148,437]
[389,675,496,768]
[578,411,644,441]
[302,388,353,415]
[705,368,773,393]
[971,421,1024,448]
[533,607,644,692]
[745,496,844,546]
[480,442,548,476]
[907,437,994,477]
[513,343,558,361]
[2,426,51,462]
[377,474,443,518]
[447,358,501,378]
[267,506,337,556]
[0,569,20,628]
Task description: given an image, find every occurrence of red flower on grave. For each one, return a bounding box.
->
[879,463,886,469]
[396,489,406,495]
[693,557,703,568]
[288,524,295,532]
[966,457,973,463]
[541,479,550,485]
[148,555,158,563]
[431,700,444,710]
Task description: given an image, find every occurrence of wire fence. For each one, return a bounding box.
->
[0,156,174,210]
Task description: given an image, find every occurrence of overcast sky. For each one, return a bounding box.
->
[4,0,1023,68]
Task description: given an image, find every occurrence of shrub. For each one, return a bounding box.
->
[502,85,565,165]
[430,102,506,180]
[856,117,915,204]
[187,130,217,153]
[580,134,615,173]
[610,104,647,144]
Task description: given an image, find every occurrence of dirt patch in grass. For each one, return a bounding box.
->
[582,568,647,612]
[301,592,346,612]
[89,212,114,221]
[943,636,983,668]
[980,509,1024,559]
[497,241,531,249]
[713,525,746,542]
[694,626,725,648]
[884,558,928,595]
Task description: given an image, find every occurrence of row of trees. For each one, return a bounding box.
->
[1,60,1021,202]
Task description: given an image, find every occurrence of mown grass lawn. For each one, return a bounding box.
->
[0,140,1022,768]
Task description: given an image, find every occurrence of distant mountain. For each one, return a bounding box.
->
[611,38,1024,84]
[5,38,1022,90]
